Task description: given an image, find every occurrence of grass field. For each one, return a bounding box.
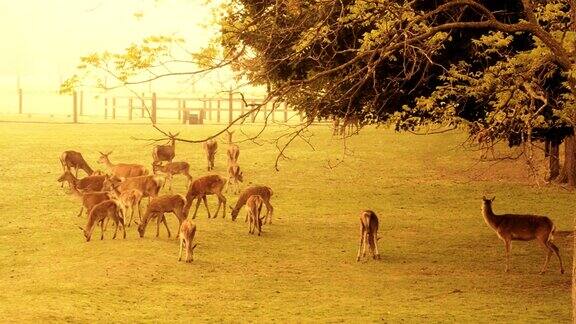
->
[0,122,572,322]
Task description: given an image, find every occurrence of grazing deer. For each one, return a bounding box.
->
[108,186,143,226]
[178,219,198,263]
[226,130,240,164]
[98,151,148,179]
[226,163,243,194]
[356,210,380,261]
[58,171,106,192]
[78,200,126,242]
[103,175,163,201]
[152,133,178,165]
[230,186,274,224]
[246,195,265,235]
[137,194,187,238]
[184,174,227,219]
[68,183,112,218]
[60,150,94,183]
[481,197,564,274]
[152,161,193,191]
[202,139,218,171]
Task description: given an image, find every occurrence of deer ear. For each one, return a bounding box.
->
[98,151,104,155]
[192,243,198,250]
[491,196,496,201]
[107,151,113,155]
[482,195,486,200]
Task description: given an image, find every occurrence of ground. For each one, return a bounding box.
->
[0,122,572,322]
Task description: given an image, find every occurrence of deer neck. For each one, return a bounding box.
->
[69,184,83,199]
[103,156,115,169]
[481,203,500,230]
[82,162,94,175]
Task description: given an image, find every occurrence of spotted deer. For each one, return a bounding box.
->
[481,197,564,274]
[357,210,380,261]
[183,174,227,219]
[78,200,126,242]
[178,219,198,263]
[202,139,218,171]
[230,186,274,224]
[98,151,148,179]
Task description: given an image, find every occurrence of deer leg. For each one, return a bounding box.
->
[192,197,202,219]
[112,219,119,239]
[372,233,381,259]
[137,201,142,222]
[362,233,369,257]
[162,215,171,238]
[185,241,192,263]
[356,227,365,261]
[547,241,564,274]
[168,175,173,192]
[200,196,212,219]
[178,238,184,261]
[263,201,274,225]
[100,220,105,240]
[155,213,162,237]
[128,206,135,227]
[120,216,126,239]
[503,239,511,273]
[77,206,84,218]
[215,193,226,218]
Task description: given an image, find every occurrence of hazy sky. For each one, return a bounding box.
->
[0,0,218,89]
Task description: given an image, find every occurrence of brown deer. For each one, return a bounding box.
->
[152,161,193,191]
[356,210,380,261]
[230,186,274,224]
[481,197,564,274]
[108,186,143,226]
[226,130,240,164]
[60,150,94,181]
[152,133,178,165]
[137,194,187,238]
[68,183,112,218]
[98,151,148,179]
[226,163,243,194]
[202,139,218,171]
[246,195,265,235]
[58,171,106,192]
[78,200,126,242]
[178,219,198,263]
[103,175,163,201]
[183,174,227,219]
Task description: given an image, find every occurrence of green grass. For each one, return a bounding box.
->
[0,122,572,322]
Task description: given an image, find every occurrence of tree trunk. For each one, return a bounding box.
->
[548,140,560,181]
[558,133,576,187]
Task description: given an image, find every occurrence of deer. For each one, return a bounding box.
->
[59,151,94,185]
[356,210,380,261]
[246,195,265,235]
[152,133,178,165]
[103,175,163,202]
[58,171,106,192]
[183,174,227,219]
[481,196,564,274]
[178,219,198,263]
[230,186,274,224]
[202,139,218,171]
[67,182,112,218]
[78,200,126,242]
[108,185,143,226]
[137,194,187,238]
[152,161,193,191]
[226,163,244,194]
[98,151,148,180]
[226,130,240,164]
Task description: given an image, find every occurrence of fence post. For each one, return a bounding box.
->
[217,99,221,123]
[18,88,22,114]
[151,92,157,125]
[177,99,182,121]
[283,102,288,122]
[241,98,245,116]
[112,97,116,120]
[79,91,84,116]
[104,97,108,119]
[128,98,133,121]
[262,101,267,122]
[208,98,213,121]
[141,93,145,118]
[73,91,78,123]
[228,91,233,125]
[272,101,277,123]
[251,100,257,123]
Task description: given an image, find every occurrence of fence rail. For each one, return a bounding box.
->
[10,89,305,125]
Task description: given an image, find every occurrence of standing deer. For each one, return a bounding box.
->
[357,210,380,261]
[246,195,265,235]
[68,183,112,218]
[137,194,187,238]
[184,174,227,219]
[152,161,193,191]
[226,163,244,194]
[98,151,148,179]
[78,200,126,242]
[178,219,198,263]
[226,130,240,164]
[60,150,94,182]
[230,186,274,224]
[58,171,106,192]
[481,196,564,274]
[202,139,218,171]
[108,185,143,226]
[103,175,163,201]
[152,133,178,165]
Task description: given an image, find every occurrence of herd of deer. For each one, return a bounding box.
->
[57,128,566,273]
